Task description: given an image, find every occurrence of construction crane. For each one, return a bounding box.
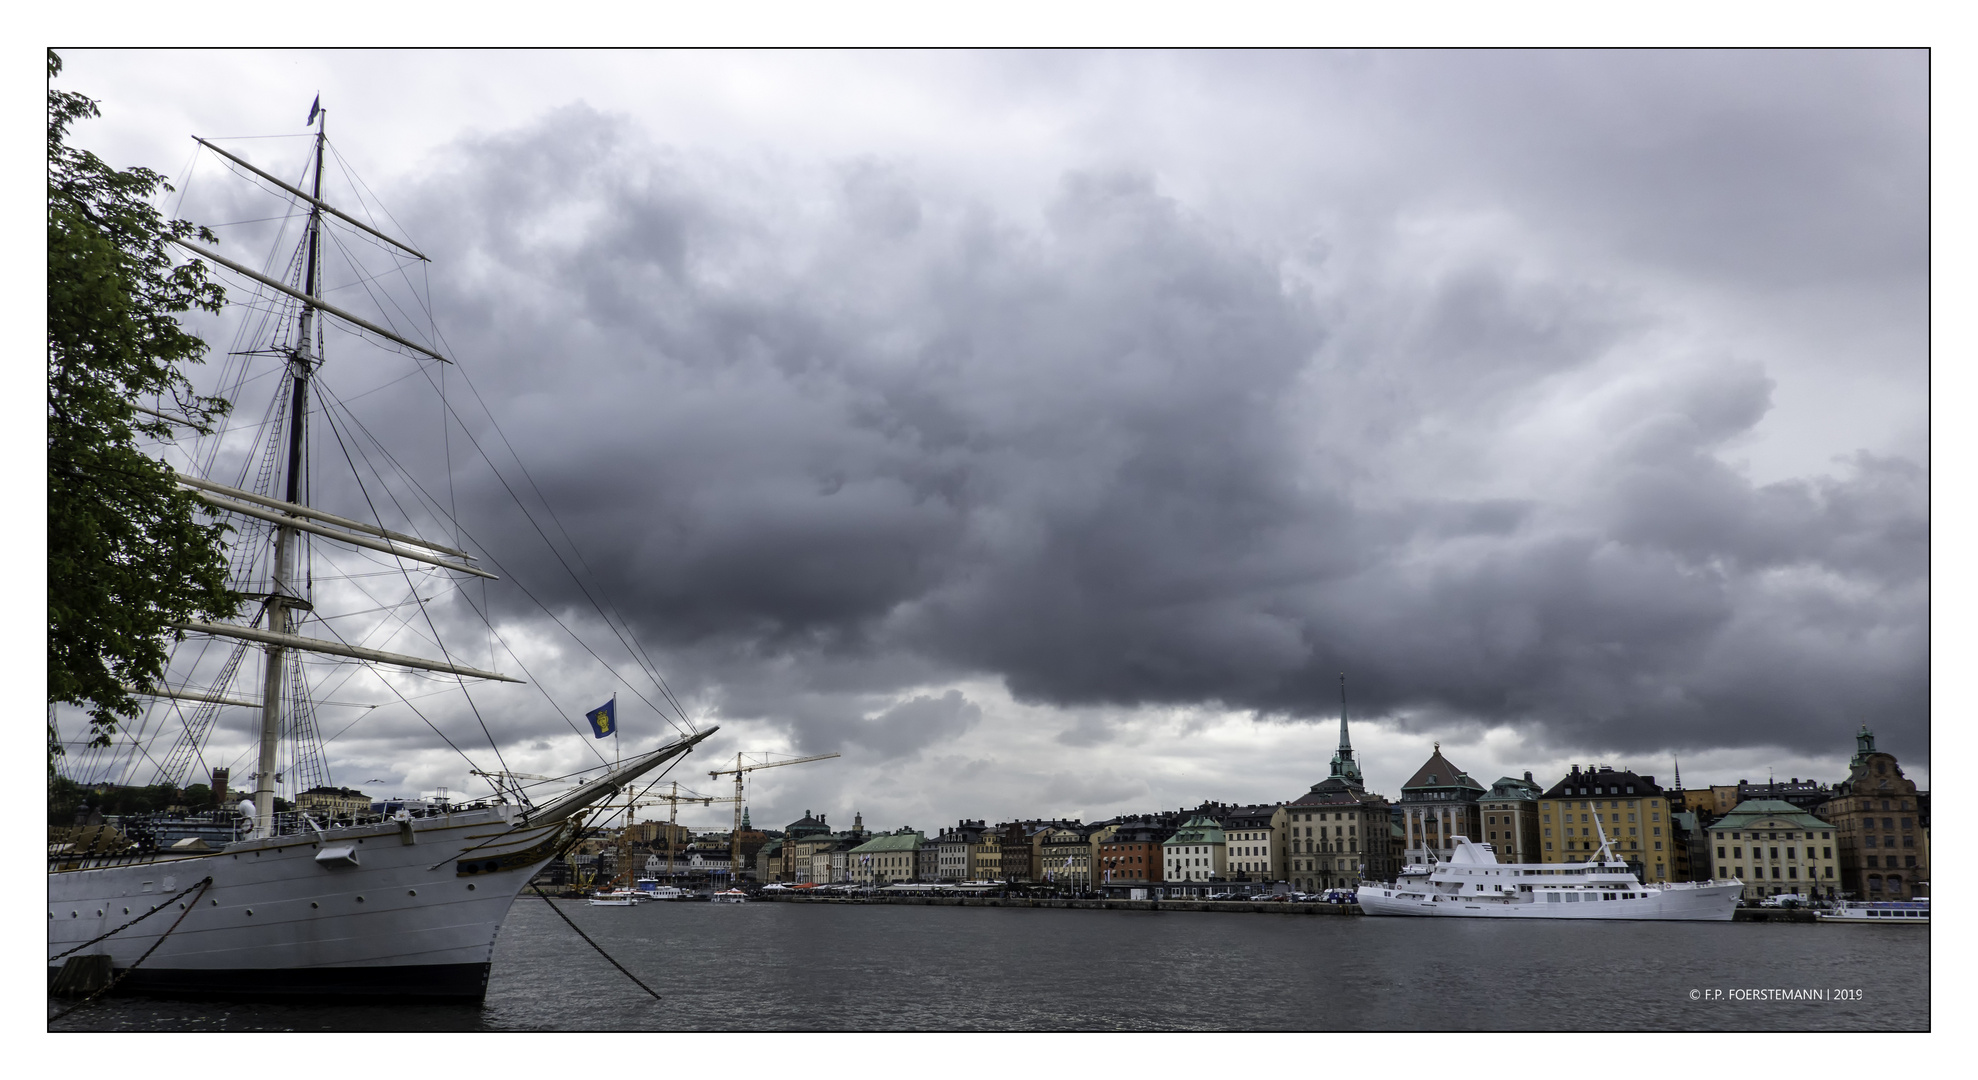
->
[709,751,841,886]
[624,783,741,885]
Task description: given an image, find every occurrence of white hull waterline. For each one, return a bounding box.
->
[50,734,712,998]
[1356,835,1741,921]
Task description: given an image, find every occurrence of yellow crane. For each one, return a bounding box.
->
[709,751,841,885]
[623,783,742,885]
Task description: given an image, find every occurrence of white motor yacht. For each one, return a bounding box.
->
[1357,832,1741,920]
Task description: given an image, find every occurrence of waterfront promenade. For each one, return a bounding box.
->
[748,892,1819,921]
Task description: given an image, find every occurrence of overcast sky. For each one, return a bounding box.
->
[52,48,1930,829]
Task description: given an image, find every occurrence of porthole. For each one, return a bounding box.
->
[467,883,476,891]
[356,896,365,903]
[408,890,417,897]
[310,902,319,909]
[245,909,254,916]
[211,899,219,906]
[179,903,186,910]
[96,910,103,917]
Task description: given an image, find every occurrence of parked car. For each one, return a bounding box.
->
[1321,889,1356,903]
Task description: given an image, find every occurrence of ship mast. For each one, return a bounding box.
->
[251,104,327,838]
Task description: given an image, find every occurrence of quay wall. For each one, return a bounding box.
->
[757,895,1361,915]
[541,893,1818,921]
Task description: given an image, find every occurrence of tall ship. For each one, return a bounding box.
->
[50,104,713,999]
[1356,829,1742,920]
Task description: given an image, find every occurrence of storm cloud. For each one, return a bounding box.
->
[387,59,1923,765]
[59,49,1928,819]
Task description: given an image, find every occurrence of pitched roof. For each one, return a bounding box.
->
[1292,783,1358,806]
[848,832,923,854]
[1539,765,1664,800]
[1708,799,1836,831]
[1164,814,1225,845]
[1219,804,1280,826]
[1483,775,1542,801]
[1401,746,1485,793]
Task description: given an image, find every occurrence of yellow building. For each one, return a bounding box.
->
[1536,764,1677,883]
[296,786,370,816]
[973,831,1002,880]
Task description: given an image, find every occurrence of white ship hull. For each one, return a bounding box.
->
[1354,835,1741,921]
[49,806,575,999]
[1357,879,1742,920]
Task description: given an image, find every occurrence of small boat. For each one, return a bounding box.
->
[587,891,638,907]
[710,889,749,904]
[1818,899,1929,923]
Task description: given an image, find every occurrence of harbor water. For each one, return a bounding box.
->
[49,898,1929,1031]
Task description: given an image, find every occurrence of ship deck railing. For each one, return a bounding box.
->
[50,800,514,870]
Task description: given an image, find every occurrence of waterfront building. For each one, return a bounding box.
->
[917,834,941,881]
[787,812,845,884]
[1705,799,1840,900]
[296,785,370,817]
[1039,825,1095,889]
[1162,813,1226,891]
[1817,726,1930,900]
[849,829,924,886]
[936,820,987,880]
[1282,677,1397,891]
[975,829,1004,880]
[1678,788,1722,819]
[1537,765,1676,882]
[995,822,1032,882]
[1736,777,1835,815]
[1671,810,1704,880]
[1286,784,1393,892]
[1097,817,1170,889]
[1479,774,1542,864]
[1397,743,1486,866]
[1085,821,1120,888]
[1220,804,1285,883]
[755,838,783,883]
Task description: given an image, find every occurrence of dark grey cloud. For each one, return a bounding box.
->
[171,51,1924,793]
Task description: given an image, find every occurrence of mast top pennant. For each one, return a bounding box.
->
[306,95,320,126]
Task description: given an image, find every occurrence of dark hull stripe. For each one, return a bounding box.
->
[51,961,491,1002]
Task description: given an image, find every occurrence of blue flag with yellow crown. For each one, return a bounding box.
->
[586,698,616,739]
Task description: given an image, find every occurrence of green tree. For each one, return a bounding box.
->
[47,50,239,766]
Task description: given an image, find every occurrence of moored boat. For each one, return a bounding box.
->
[1356,834,1741,920]
[1818,899,1929,923]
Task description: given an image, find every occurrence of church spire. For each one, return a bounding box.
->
[1329,672,1364,788]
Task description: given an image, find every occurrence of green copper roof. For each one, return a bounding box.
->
[1163,813,1225,845]
[848,832,924,854]
[1709,799,1835,831]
